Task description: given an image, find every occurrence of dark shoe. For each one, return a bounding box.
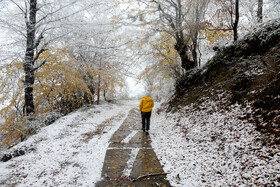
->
[145,130,149,135]
[142,128,145,132]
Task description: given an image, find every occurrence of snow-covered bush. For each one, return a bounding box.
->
[44,111,62,126]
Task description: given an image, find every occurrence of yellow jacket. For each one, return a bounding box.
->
[139,96,154,112]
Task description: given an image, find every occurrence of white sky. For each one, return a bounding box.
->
[126,77,145,98]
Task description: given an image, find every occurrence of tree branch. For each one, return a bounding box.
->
[33,58,47,72]
[132,173,169,182]
[32,46,47,64]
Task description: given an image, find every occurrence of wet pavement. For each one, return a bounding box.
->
[96,108,171,187]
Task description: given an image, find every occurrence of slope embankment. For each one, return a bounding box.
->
[169,19,280,145]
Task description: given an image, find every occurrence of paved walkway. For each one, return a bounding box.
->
[96,108,171,187]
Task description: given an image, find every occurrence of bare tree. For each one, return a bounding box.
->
[133,0,209,71]
[0,0,99,118]
[257,0,263,23]
[191,0,210,66]
[158,0,210,70]
[213,0,239,41]
[23,0,41,116]
[232,0,240,41]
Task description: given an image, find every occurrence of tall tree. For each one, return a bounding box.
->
[257,0,263,23]
[126,0,210,71]
[212,0,240,41]
[0,0,98,117]
[232,0,239,41]
[23,0,39,117]
[156,0,210,70]
[191,0,210,66]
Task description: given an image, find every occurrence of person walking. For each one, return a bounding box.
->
[139,95,154,135]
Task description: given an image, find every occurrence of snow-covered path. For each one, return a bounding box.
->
[96,107,170,186]
[0,101,137,186]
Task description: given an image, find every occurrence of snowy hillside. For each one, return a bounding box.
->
[151,101,279,186]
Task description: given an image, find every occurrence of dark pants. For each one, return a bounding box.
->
[141,112,151,130]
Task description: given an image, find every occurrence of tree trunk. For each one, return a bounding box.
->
[257,0,263,23]
[175,41,196,71]
[97,73,101,105]
[233,0,239,41]
[191,32,198,67]
[23,0,37,116]
[104,90,107,101]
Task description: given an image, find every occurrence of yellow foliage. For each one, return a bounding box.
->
[0,108,24,148]
[138,34,182,92]
[151,35,181,78]
[203,28,233,45]
[97,65,123,100]
[0,46,96,148]
[34,47,95,114]
[0,43,124,148]
[0,62,25,148]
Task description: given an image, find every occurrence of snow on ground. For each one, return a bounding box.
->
[1,99,279,187]
[0,100,137,186]
[151,100,280,186]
